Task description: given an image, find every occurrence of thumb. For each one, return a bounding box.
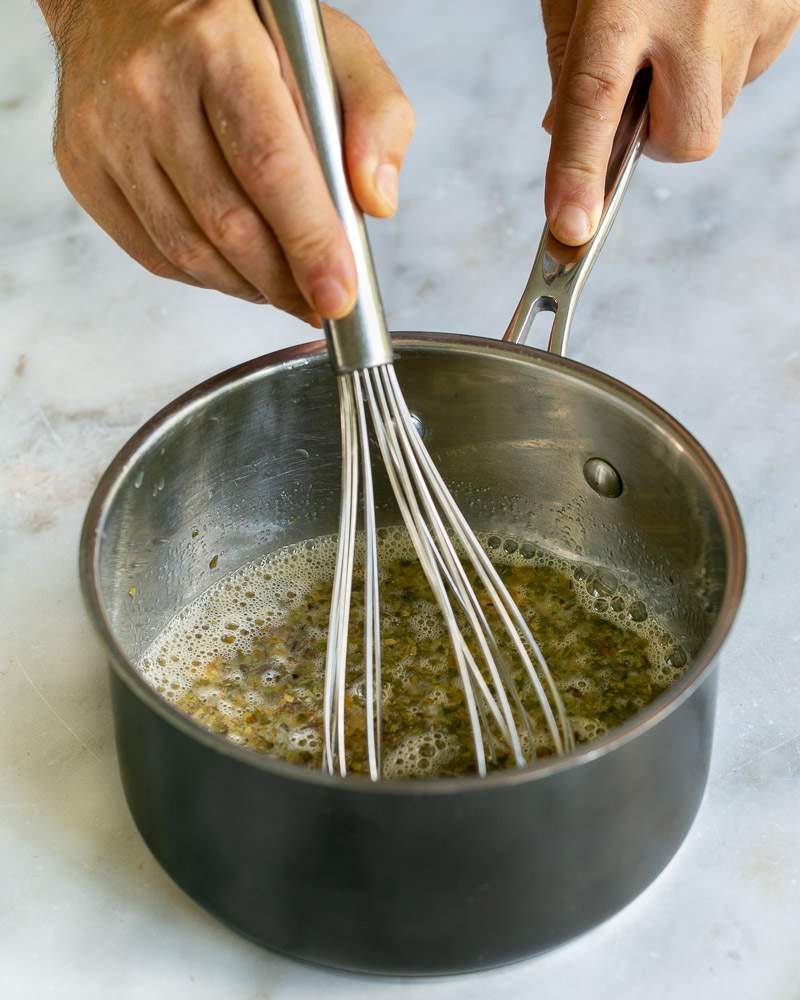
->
[545,8,645,245]
[325,8,415,220]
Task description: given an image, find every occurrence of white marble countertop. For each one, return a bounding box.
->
[2,2,799,997]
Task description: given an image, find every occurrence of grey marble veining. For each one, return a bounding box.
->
[1,1,798,997]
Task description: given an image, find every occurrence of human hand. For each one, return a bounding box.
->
[42,0,414,323]
[540,0,799,245]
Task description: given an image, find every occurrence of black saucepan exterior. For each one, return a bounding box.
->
[110,664,716,974]
[82,336,744,975]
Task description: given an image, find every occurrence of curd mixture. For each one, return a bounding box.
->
[139,528,688,778]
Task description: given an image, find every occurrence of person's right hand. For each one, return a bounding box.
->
[45,0,415,323]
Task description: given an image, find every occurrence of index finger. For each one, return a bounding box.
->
[202,15,357,319]
[545,7,646,245]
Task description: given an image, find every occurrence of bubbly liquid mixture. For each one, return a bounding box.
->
[140,528,688,778]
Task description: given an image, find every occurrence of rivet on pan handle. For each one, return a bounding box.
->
[504,69,651,357]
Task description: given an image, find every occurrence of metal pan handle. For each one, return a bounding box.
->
[503,70,651,357]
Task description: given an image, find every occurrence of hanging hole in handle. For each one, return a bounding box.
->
[527,296,558,351]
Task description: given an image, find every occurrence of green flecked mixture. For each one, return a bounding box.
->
[165,552,680,779]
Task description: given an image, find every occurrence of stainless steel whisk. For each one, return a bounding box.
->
[257,0,574,779]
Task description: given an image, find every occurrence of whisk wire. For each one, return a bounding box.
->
[379,366,527,767]
[324,376,359,776]
[364,366,488,775]
[425,529,532,751]
[386,367,575,755]
[325,363,574,779]
[352,370,382,781]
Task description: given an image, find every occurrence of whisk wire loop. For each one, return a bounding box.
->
[363,367,488,776]
[385,366,574,755]
[352,370,382,780]
[324,364,574,779]
[323,377,358,776]
[378,367,527,767]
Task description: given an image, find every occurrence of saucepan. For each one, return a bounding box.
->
[79,60,744,973]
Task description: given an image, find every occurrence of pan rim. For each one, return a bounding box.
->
[79,331,746,796]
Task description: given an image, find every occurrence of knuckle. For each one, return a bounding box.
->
[563,65,629,116]
[117,53,160,109]
[552,157,603,183]
[164,231,214,273]
[163,0,225,33]
[140,253,177,280]
[242,141,299,192]
[163,0,209,27]
[206,203,262,247]
[185,10,229,58]
[286,226,338,268]
[159,1,243,79]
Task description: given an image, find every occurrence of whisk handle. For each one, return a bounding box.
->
[254,0,394,373]
[503,69,651,357]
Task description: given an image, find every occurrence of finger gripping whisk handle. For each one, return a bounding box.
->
[254,0,393,373]
[504,69,652,356]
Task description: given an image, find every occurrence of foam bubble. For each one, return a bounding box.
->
[138,525,687,776]
[382,729,458,779]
